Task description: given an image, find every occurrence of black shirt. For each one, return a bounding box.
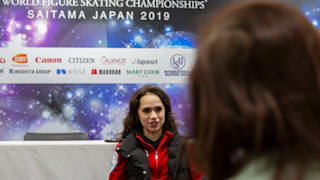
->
[138,132,164,149]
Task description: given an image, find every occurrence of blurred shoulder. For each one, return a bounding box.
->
[231,157,320,180]
[230,157,273,180]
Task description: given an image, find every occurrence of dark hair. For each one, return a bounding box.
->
[120,85,178,139]
[190,1,320,180]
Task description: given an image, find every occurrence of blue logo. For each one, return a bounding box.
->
[57,69,67,75]
[170,54,186,70]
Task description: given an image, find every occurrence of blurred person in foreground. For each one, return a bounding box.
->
[109,85,202,180]
[189,1,320,180]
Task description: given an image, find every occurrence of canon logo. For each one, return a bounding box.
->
[35,57,62,63]
[68,58,95,63]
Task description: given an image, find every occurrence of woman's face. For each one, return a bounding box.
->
[138,93,165,136]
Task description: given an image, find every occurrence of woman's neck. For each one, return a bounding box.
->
[143,130,162,142]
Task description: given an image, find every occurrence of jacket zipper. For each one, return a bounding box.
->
[155,151,158,167]
[155,151,159,179]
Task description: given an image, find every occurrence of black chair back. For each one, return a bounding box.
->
[24,132,89,141]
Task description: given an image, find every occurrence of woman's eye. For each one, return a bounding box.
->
[155,107,163,112]
[142,108,151,113]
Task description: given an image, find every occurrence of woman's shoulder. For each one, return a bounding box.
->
[167,132,185,145]
[118,133,139,150]
[231,157,320,180]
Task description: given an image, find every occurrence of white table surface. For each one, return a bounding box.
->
[0,140,117,180]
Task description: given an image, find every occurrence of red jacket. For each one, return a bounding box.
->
[109,131,202,180]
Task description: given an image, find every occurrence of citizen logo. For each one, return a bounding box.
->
[68,58,95,63]
[35,57,62,63]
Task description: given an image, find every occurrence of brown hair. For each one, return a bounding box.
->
[190,1,320,180]
[120,85,178,139]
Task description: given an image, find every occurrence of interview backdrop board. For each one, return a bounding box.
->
[0,0,318,140]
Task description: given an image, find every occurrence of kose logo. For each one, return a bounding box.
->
[57,69,85,74]
[68,58,95,63]
[101,56,126,65]
[35,57,62,63]
[68,69,86,74]
[170,54,185,70]
[12,54,28,64]
[0,57,6,63]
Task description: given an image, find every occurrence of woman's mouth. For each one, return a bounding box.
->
[150,122,158,127]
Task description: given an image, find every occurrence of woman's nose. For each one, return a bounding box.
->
[150,110,157,119]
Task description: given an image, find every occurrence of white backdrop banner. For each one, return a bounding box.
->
[0,48,195,83]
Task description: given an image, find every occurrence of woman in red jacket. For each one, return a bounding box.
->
[109,85,202,180]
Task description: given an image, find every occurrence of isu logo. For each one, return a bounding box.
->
[12,54,28,64]
[170,54,185,70]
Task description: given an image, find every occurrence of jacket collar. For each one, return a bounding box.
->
[135,130,175,151]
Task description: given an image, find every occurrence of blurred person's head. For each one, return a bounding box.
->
[190,1,320,179]
[121,85,178,139]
